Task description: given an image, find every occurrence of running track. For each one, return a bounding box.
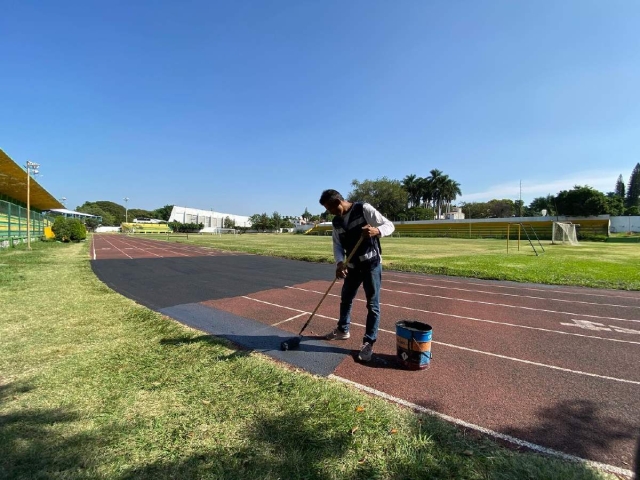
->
[90,234,640,476]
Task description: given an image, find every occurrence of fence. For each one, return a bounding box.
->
[0,199,52,247]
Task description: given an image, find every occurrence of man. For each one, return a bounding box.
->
[319,189,395,362]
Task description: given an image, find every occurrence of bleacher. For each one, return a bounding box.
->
[305,216,610,240]
[0,207,50,245]
[121,222,172,234]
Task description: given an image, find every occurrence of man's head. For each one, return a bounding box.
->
[319,189,351,216]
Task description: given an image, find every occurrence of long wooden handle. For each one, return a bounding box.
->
[297,236,365,337]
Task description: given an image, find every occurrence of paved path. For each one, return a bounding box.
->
[91,234,640,476]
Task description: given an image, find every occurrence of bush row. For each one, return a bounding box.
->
[168,222,204,233]
[52,217,87,242]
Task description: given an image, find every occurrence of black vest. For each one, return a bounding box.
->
[332,202,381,271]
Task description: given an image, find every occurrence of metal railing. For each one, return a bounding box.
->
[0,199,51,246]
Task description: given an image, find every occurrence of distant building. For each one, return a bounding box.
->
[47,208,102,223]
[133,217,166,224]
[168,206,251,229]
[445,207,465,220]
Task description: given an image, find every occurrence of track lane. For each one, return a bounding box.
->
[90,234,640,471]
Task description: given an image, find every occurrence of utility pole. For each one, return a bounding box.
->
[25,161,40,250]
[124,197,129,223]
[519,180,522,217]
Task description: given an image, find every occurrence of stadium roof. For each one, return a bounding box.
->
[49,208,100,218]
[0,148,63,210]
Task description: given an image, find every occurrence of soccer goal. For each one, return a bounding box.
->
[552,222,579,245]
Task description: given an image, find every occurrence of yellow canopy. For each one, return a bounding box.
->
[0,149,63,210]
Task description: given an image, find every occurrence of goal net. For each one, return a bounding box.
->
[552,222,579,245]
[201,227,236,236]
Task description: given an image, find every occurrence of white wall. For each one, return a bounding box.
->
[168,206,252,228]
[95,226,121,233]
[610,216,640,233]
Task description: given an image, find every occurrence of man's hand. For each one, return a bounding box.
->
[336,261,348,279]
[362,224,380,238]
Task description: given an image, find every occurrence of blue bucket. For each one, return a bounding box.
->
[396,320,432,370]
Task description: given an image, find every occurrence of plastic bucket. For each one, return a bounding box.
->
[396,320,432,370]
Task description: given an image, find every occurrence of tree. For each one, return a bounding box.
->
[223,216,236,229]
[615,175,625,198]
[626,163,640,209]
[84,217,100,231]
[272,212,282,230]
[402,174,421,208]
[555,186,609,216]
[514,200,525,217]
[301,208,312,221]
[460,202,490,219]
[76,201,125,225]
[52,217,86,242]
[320,210,335,222]
[487,199,515,218]
[420,169,461,219]
[404,206,435,221]
[605,193,625,216]
[76,202,116,226]
[425,169,446,218]
[249,213,271,231]
[528,195,556,217]
[153,205,174,221]
[441,179,462,215]
[626,205,640,215]
[348,177,408,219]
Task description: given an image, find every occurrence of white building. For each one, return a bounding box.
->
[444,207,465,220]
[168,206,252,229]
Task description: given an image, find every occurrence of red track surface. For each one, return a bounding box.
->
[92,234,640,474]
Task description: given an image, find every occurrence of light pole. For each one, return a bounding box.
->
[124,197,129,223]
[25,161,40,250]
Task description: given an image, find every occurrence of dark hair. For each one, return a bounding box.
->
[319,189,343,206]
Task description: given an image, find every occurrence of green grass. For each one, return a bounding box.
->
[144,233,640,290]
[0,241,617,479]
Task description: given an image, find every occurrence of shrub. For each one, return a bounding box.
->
[52,216,71,242]
[578,233,608,242]
[168,221,203,233]
[51,217,87,242]
[68,219,87,241]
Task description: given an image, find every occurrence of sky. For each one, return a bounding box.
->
[1,1,639,217]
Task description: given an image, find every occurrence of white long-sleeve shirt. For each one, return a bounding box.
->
[332,202,395,264]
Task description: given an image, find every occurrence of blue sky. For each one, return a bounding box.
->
[2,1,639,217]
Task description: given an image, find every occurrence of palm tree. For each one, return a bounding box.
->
[417,176,432,210]
[426,169,447,219]
[441,179,462,214]
[402,174,421,208]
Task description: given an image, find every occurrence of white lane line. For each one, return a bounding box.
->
[240,296,336,322]
[100,236,133,259]
[114,238,164,258]
[272,312,308,326]
[385,279,640,309]
[431,340,640,385]
[133,238,214,256]
[243,294,640,384]
[328,375,634,479]
[385,272,640,301]
[380,287,640,324]
[285,286,640,345]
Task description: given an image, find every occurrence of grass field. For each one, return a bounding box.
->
[146,233,640,290]
[0,241,617,479]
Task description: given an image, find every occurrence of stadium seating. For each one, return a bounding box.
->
[305,218,609,240]
[121,223,172,234]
